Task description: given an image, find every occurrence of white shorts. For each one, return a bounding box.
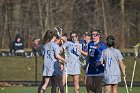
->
[63,62,81,75]
[42,66,62,76]
[103,75,121,84]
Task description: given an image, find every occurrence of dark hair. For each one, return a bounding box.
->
[70,31,77,36]
[106,35,115,47]
[63,33,67,37]
[33,38,38,42]
[42,30,55,45]
[15,34,23,42]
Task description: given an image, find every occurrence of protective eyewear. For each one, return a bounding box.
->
[91,34,100,37]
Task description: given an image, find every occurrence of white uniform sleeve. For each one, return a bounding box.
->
[61,42,69,50]
[54,44,60,55]
[117,50,123,62]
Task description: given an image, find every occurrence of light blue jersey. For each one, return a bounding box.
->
[62,41,82,63]
[42,42,61,76]
[100,47,123,84]
[62,41,82,75]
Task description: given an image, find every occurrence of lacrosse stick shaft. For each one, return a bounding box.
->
[123,76,129,93]
[64,51,68,93]
[130,60,137,91]
[130,45,138,91]
[65,64,68,93]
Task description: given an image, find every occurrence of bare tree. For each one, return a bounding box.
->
[37,0,44,38]
[1,0,8,48]
[0,0,139,49]
[120,0,125,48]
[101,0,108,38]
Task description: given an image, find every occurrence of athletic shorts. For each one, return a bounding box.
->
[103,75,121,84]
[63,62,81,75]
[42,66,62,76]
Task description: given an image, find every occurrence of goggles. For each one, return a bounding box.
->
[91,34,100,37]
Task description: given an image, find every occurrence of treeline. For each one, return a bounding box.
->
[0,0,139,49]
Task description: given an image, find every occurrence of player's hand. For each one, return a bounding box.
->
[63,59,67,64]
[77,45,81,52]
[123,73,126,78]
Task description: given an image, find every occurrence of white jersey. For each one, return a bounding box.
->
[100,47,123,76]
[62,41,82,75]
[44,42,60,67]
[62,41,82,63]
[42,42,61,76]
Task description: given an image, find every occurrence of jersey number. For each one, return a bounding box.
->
[108,58,112,67]
[46,50,50,59]
[71,47,79,56]
[89,49,95,57]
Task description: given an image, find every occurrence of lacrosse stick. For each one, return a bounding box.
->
[130,43,140,92]
[79,54,86,66]
[59,31,68,93]
[54,26,63,37]
[65,64,68,93]
[123,76,129,93]
[123,66,129,93]
[64,48,68,93]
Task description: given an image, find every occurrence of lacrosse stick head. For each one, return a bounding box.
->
[79,55,86,66]
[54,26,63,38]
[134,43,140,58]
[54,26,64,45]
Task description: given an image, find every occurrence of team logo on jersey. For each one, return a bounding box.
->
[90,46,97,49]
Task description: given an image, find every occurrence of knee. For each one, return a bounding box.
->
[74,82,79,89]
[105,88,111,93]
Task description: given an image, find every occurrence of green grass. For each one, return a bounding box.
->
[0,56,42,81]
[0,86,140,93]
[0,56,140,82]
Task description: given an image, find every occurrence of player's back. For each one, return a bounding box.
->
[102,48,123,76]
[44,42,59,68]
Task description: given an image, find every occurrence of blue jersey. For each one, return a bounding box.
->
[87,41,107,75]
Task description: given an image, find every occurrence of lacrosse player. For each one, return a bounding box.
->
[86,30,107,93]
[38,30,66,93]
[100,35,126,93]
[58,31,82,93]
[79,31,91,93]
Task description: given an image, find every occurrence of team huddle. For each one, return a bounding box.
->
[37,29,126,93]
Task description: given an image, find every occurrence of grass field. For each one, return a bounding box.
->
[0,56,140,93]
[0,86,140,93]
[0,56,140,82]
